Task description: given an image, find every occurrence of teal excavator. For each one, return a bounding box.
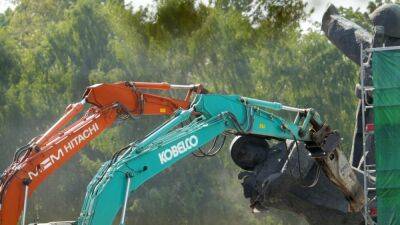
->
[37,93,365,225]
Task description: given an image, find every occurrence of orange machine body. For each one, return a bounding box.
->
[0,81,203,225]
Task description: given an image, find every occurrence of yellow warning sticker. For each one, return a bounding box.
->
[259,123,266,129]
[160,108,166,113]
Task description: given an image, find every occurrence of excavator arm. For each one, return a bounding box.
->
[0,81,204,225]
[75,94,364,225]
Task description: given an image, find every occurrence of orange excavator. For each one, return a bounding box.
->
[0,81,205,225]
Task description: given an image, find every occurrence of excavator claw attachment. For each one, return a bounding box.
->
[232,124,365,215]
[238,140,365,225]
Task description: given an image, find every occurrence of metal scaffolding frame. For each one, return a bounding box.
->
[360,42,376,225]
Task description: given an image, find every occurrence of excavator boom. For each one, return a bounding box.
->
[73,94,363,225]
[0,81,204,225]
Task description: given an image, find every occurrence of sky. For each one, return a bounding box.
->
[125,0,368,28]
[0,0,369,27]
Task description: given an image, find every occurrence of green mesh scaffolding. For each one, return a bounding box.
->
[373,50,400,225]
